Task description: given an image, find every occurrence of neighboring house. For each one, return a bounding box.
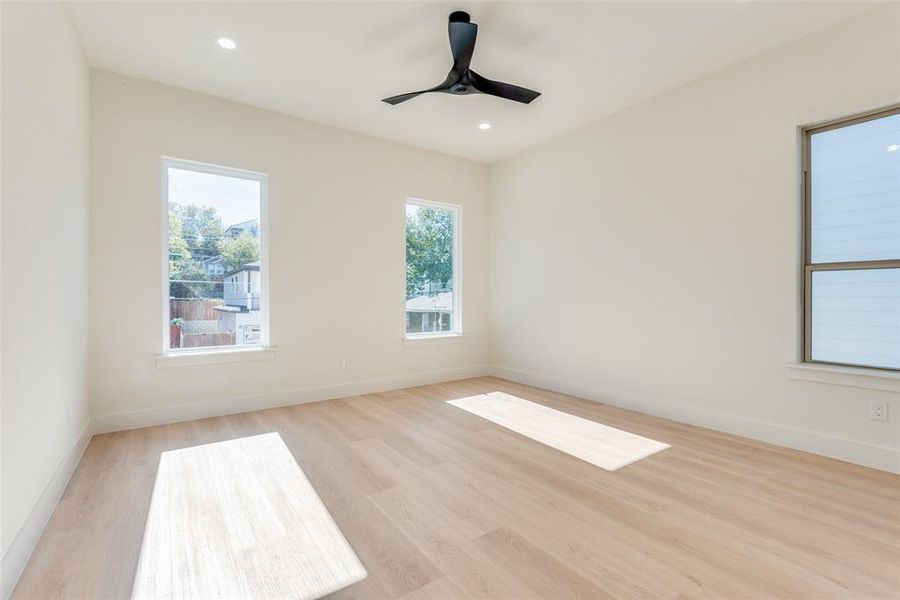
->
[214,262,261,344]
[224,218,259,239]
[406,291,452,333]
[201,255,231,278]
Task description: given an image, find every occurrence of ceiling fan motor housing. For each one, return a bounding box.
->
[450,71,476,94]
[449,11,470,23]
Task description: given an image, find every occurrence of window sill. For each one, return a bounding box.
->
[156,346,277,369]
[403,333,466,347]
[786,362,900,393]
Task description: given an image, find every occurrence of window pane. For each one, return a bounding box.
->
[168,166,262,350]
[810,268,900,369]
[809,113,900,263]
[406,203,454,334]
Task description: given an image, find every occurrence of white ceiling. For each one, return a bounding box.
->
[70,1,880,163]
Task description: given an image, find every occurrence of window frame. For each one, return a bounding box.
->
[160,156,270,356]
[403,197,463,340]
[801,105,900,372]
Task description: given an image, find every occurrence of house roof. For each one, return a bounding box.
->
[224,219,258,232]
[224,261,260,277]
[213,305,242,313]
[406,291,452,312]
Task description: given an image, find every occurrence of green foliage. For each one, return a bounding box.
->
[168,205,225,299]
[168,211,192,273]
[172,205,223,261]
[169,260,215,299]
[406,207,453,299]
[216,233,259,269]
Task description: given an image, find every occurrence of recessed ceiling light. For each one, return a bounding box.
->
[478,122,492,130]
[216,37,238,50]
[887,144,900,153]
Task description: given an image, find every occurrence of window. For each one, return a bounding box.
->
[405,199,461,337]
[163,158,268,353]
[803,107,899,371]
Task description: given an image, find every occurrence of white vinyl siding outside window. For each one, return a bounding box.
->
[803,107,900,371]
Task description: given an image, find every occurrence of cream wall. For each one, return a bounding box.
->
[2,4,897,597]
[1,2,91,595]
[89,71,489,428]
[489,5,900,471]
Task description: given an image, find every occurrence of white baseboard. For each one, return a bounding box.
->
[92,364,491,434]
[490,365,900,474]
[1,422,92,599]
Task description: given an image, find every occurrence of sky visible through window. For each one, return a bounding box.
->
[169,168,259,229]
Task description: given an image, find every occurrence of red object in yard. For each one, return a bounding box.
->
[170,324,182,348]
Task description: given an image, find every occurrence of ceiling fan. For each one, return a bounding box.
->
[382,11,541,106]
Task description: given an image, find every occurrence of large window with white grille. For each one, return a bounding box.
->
[163,158,268,352]
[405,199,461,337]
[803,107,899,370]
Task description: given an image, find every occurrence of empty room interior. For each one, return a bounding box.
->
[2,1,900,598]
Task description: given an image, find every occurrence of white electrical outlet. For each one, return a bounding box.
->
[341,358,351,371]
[870,400,888,422]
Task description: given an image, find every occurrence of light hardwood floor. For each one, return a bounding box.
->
[13,377,900,599]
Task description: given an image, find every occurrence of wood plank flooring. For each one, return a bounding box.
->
[130,432,366,599]
[12,377,900,599]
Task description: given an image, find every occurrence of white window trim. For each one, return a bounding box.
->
[786,362,900,393]
[403,197,463,341]
[160,157,271,359]
[156,346,277,369]
[403,332,467,347]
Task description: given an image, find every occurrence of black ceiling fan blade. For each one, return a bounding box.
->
[382,91,430,105]
[448,14,477,71]
[383,73,460,105]
[469,71,541,104]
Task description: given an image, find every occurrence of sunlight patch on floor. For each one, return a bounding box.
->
[132,432,366,600]
[448,392,670,471]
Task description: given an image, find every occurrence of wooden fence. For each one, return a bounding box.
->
[170,299,224,321]
[182,332,235,348]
